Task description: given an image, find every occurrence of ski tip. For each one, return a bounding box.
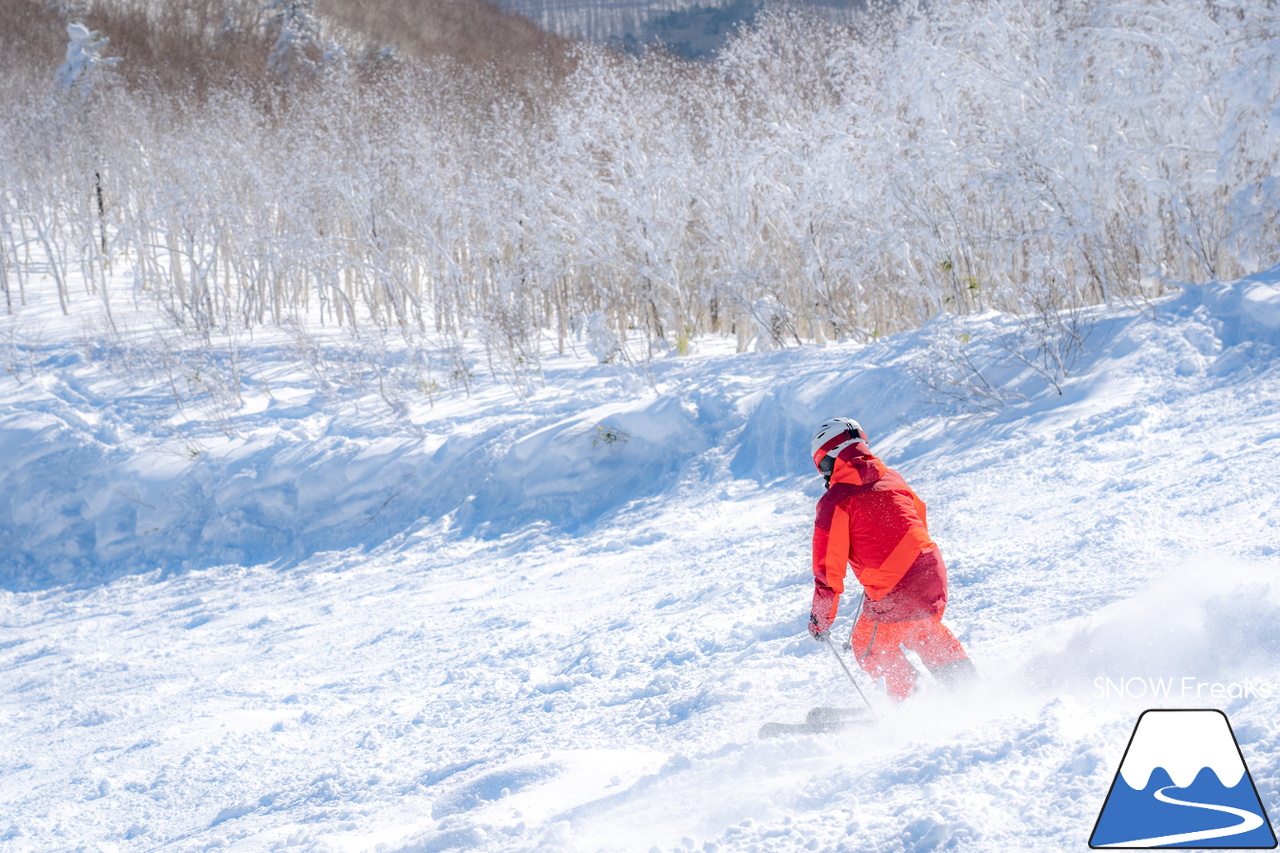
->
[758,721,811,739]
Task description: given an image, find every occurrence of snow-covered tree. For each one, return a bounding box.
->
[47,22,124,316]
[54,22,121,93]
[264,0,322,83]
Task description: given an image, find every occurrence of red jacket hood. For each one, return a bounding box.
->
[828,441,888,487]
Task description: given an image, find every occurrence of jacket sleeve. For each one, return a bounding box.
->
[811,498,851,621]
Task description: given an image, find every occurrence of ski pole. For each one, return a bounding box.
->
[825,593,874,715]
[823,634,875,716]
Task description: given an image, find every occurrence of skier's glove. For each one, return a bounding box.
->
[809,585,838,641]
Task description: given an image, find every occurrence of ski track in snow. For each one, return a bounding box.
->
[2,271,1280,851]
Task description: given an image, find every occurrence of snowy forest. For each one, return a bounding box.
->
[4,0,1278,383]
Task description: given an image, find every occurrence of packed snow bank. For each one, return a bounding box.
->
[5,268,1274,589]
[4,268,1279,592]
[0,343,722,589]
[0,319,958,587]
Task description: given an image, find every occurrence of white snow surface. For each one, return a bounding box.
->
[3,266,1280,851]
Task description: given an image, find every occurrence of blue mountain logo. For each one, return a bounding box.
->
[1091,709,1277,848]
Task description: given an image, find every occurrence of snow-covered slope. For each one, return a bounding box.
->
[2,268,1280,851]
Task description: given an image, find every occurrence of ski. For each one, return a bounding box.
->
[758,706,871,739]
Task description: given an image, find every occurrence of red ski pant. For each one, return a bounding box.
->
[850,612,967,701]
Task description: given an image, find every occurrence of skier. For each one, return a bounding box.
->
[807,417,976,701]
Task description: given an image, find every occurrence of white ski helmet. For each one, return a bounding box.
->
[810,417,867,475]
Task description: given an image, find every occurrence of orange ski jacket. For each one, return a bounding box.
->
[811,441,948,626]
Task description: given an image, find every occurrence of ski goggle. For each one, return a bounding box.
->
[818,454,836,478]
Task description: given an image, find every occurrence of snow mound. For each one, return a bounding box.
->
[5,265,1280,592]
[0,364,719,589]
[1176,264,1280,342]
